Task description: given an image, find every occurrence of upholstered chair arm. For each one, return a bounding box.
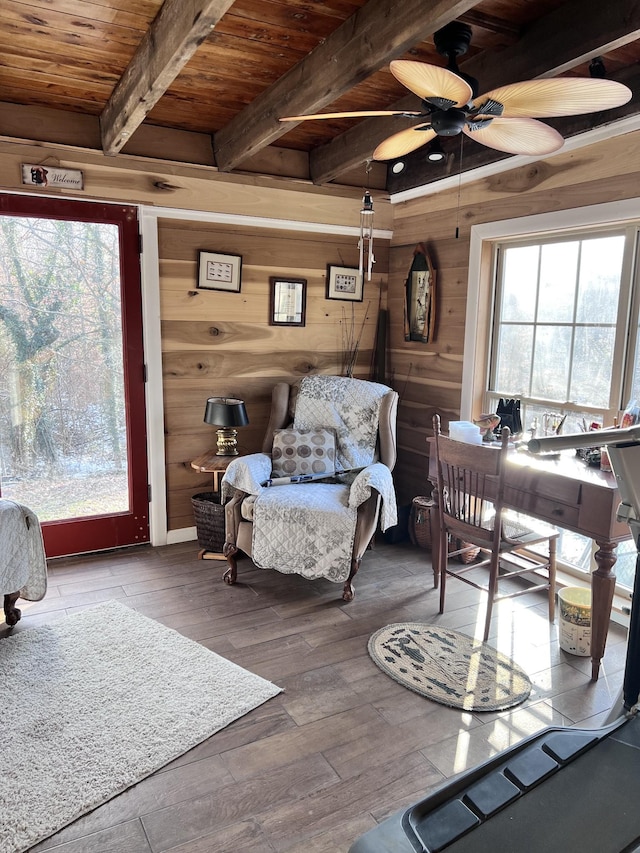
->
[352,494,381,560]
[348,462,397,530]
[221,452,272,501]
[377,390,399,471]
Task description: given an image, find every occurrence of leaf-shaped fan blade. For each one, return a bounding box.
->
[473,78,632,119]
[390,60,472,107]
[463,117,565,155]
[372,124,437,161]
[279,109,423,122]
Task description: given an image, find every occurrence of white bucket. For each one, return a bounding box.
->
[558,587,591,656]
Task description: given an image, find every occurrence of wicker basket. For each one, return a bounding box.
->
[409,496,433,550]
[450,537,481,564]
[191,492,225,552]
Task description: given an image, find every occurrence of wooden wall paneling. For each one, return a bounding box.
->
[166,425,267,461]
[0,141,393,229]
[166,485,201,533]
[158,211,390,531]
[387,297,467,353]
[393,458,430,507]
[392,134,640,232]
[159,277,384,327]
[158,218,391,262]
[164,403,269,438]
[390,350,465,389]
[161,340,379,387]
[159,301,381,350]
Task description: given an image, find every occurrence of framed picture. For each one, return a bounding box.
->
[269,277,306,326]
[326,265,363,302]
[197,250,242,292]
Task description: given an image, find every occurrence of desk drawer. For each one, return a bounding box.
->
[506,467,583,505]
[504,487,580,528]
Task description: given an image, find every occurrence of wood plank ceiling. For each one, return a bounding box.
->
[0,0,639,193]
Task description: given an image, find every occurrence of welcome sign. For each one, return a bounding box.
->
[21,164,84,190]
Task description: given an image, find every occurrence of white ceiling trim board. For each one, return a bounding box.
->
[390,114,640,205]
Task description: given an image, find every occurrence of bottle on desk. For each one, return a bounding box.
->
[621,400,640,428]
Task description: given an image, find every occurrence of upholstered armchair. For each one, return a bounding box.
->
[221,375,398,601]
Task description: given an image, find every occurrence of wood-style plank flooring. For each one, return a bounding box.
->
[4,539,628,853]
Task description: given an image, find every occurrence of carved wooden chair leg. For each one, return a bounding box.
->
[222,542,239,585]
[3,591,21,627]
[342,557,361,601]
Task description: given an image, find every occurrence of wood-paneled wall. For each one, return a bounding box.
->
[160,218,389,530]
[0,138,391,534]
[389,130,640,505]
[2,129,639,528]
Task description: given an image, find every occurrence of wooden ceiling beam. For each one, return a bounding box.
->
[311,0,640,184]
[212,0,485,173]
[100,0,235,156]
[458,10,521,39]
[462,0,640,88]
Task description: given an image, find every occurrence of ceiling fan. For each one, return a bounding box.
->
[279,22,632,161]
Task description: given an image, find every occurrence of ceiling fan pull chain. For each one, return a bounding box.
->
[455,135,464,240]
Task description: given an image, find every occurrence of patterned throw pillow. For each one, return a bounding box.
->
[271,428,336,478]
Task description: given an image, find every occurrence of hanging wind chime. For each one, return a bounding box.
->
[358,188,375,281]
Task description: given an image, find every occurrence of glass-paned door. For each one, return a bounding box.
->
[0,195,148,557]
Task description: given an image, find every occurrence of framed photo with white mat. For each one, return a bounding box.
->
[197,250,242,292]
[326,264,363,302]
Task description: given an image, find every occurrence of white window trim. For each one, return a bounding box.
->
[462,196,640,419]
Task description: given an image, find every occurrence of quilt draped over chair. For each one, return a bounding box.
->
[221,375,398,600]
[0,498,47,626]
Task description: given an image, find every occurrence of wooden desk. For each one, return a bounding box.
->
[428,443,630,680]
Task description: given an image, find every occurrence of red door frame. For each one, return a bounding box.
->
[0,194,149,557]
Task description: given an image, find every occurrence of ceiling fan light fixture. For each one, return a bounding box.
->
[427,139,446,162]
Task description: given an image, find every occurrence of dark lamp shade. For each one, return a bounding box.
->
[204,397,249,428]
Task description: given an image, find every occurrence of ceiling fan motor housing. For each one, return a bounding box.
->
[434,22,472,59]
[430,108,467,136]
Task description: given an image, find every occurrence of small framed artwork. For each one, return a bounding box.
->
[197,250,242,293]
[326,265,363,302]
[269,277,306,326]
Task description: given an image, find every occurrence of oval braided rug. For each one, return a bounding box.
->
[368,623,531,712]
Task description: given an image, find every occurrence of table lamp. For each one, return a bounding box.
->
[203,397,249,456]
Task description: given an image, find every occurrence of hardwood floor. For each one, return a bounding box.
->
[5,539,627,853]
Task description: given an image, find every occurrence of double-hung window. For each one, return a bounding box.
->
[484,224,640,589]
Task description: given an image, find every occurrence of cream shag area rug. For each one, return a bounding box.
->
[368,623,531,712]
[0,600,282,853]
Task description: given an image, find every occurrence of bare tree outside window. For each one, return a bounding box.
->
[0,215,128,520]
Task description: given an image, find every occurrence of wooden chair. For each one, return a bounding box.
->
[432,413,558,642]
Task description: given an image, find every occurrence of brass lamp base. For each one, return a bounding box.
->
[216,427,239,456]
